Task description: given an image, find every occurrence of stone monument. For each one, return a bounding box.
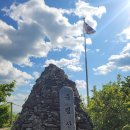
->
[60,86,76,130]
[12,64,93,130]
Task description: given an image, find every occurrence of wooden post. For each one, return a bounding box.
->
[10,102,13,126]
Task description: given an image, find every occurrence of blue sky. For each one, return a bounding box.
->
[0,0,130,112]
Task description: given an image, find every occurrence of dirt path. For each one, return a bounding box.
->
[0,128,10,130]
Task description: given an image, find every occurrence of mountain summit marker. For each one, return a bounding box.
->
[12,64,93,130]
[60,86,76,130]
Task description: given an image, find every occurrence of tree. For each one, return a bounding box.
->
[0,81,15,127]
[0,81,15,103]
[86,76,130,130]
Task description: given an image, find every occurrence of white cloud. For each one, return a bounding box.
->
[0,0,106,85]
[117,26,130,43]
[0,20,13,45]
[93,62,116,75]
[68,51,81,59]
[120,26,130,40]
[44,58,82,72]
[0,57,33,85]
[94,26,130,75]
[32,71,40,79]
[0,19,52,66]
[93,42,130,75]
[109,52,130,61]
[122,43,130,53]
[75,80,86,89]
[75,0,106,28]
[67,65,82,72]
[118,66,130,71]
[0,0,106,66]
[96,49,100,52]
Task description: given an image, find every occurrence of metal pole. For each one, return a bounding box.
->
[83,18,89,105]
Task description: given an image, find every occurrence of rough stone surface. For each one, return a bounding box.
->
[12,64,93,130]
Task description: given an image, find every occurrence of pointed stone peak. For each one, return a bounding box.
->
[44,64,64,74]
[12,64,93,130]
[38,64,68,82]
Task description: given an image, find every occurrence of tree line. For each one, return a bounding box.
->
[85,75,130,130]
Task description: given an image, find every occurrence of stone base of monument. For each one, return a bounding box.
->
[12,64,93,130]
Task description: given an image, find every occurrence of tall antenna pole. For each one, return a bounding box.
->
[83,17,89,105]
